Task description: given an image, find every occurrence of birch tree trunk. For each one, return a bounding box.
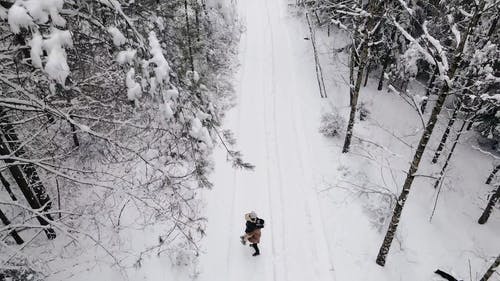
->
[0,110,56,239]
[433,121,467,189]
[0,207,24,244]
[342,43,368,153]
[485,164,500,184]
[184,0,195,72]
[431,99,463,164]
[363,62,370,87]
[0,172,17,201]
[479,255,500,281]
[478,185,500,224]
[376,2,484,266]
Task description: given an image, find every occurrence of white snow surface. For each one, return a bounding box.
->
[116,48,137,64]
[7,4,33,34]
[108,26,127,46]
[199,0,499,280]
[8,0,66,33]
[148,31,170,85]
[126,68,142,100]
[42,29,73,84]
[29,32,44,68]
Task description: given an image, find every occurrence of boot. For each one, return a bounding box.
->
[251,243,260,256]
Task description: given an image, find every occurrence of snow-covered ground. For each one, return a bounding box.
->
[197,0,500,280]
[198,0,337,279]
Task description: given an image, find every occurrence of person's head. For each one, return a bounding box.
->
[245,211,257,222]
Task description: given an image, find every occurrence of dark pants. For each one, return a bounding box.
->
[250,243,260,254]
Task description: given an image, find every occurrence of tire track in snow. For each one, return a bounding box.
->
[262,0,288,281]
[266,0,336,279]
[279,7,337,279]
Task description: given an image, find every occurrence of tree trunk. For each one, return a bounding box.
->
[486,15,498,38]
[0,172,17,201]
[342,43,368,153]
[363,62,370,87]
[0,207,24,244]
[184,0,195,72]
[70,121,80,147]
[479,255,500,281]
[194,0,201,42]
[485,164,500,185]
[375,2,484,266]
[433,121,467,189]
[306,12,327,98]
[377,51,390,91]
[421,67,438,113]
[431,99,463,164]
[478,185,500,224]
[0,110,56,239]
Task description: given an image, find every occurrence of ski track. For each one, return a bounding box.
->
[199,0,336,280]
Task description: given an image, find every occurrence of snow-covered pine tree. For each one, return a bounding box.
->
[433,6,499,163]
[376,0,489,266]
[0,0,241,275]
[342,0,386,153]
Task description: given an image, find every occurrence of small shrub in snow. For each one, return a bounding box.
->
[0,267,43,281]
[319,111,345,137]
[358,102,370,121]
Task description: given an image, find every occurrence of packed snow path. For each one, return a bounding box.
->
[199,0,337,280]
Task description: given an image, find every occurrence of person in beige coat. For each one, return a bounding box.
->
[240,211,264,256]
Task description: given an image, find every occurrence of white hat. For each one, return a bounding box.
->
[249,211,257,219]
[245,211,257,221]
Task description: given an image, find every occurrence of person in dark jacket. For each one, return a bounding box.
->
[240,211,264,256]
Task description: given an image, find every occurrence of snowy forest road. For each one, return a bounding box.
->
[199,0,337,280]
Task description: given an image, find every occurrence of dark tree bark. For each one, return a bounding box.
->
[343,44,368,153]
[363,62,371,87]
[184,0,195,72]
[485,164,500,185]
[69,121,80,147]
[342,1,385,153]
[433,121,467,189]
[0,207,24,244]
[431,99,463,164]
[486,15,498,38]
[479,255,500,281]
[194,0,201,42]
[0,172,17,201]
[376,2,484,266]
[0,110,56,239]
[434,269,459,281]
[377,51,391,91]
[478,185,499,224]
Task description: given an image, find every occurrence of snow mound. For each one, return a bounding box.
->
[108,26,127,46]
[42,29,73,84]
[29,32,44,68]
[8,5,33,33]
[126,68,142,101]
[190,117,212,145]
[148,32,171,85]
[8,0,66,33]
[117,49,136,64]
